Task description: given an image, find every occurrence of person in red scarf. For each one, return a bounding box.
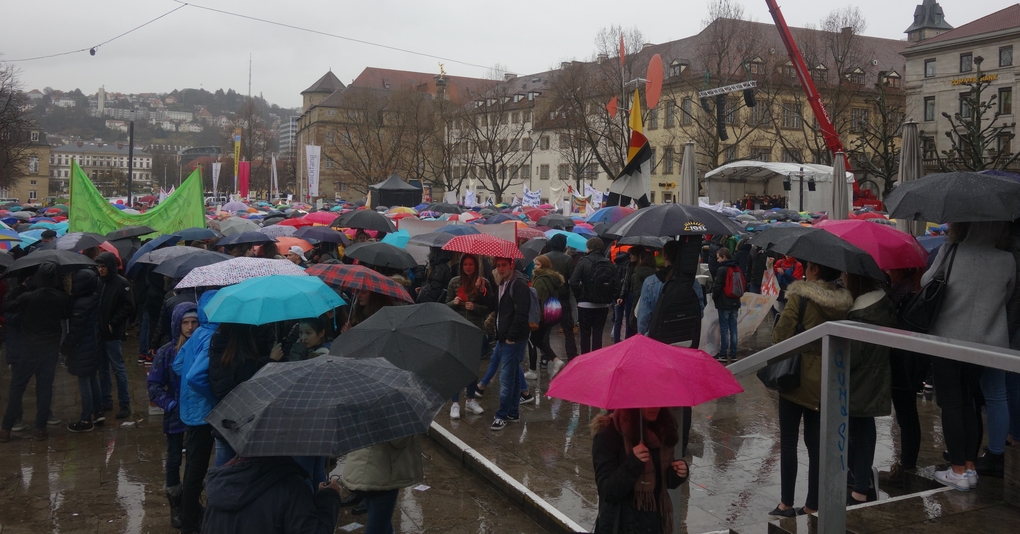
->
[591,407,689,533]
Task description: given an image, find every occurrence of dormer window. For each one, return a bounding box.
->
[883,71,901,88]
[749,56,765,74]
[669,60,687,77]
[811,64,827,82]
[847,67,865,85]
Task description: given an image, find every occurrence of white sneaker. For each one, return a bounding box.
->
[524,370,538,380]
[934,468,970,491]
[464,399,484,415]
[549,358,565,380]
[449,403,461,420]
[966,469,979,487]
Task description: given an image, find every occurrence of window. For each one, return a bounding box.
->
[811,65,827,82]
[29,190,37,200]
[998,134,1013,156]
[960,93,973,119]
[664,147,675,174]
[749,147,770,162]
[924,97,936,121]
[585,164,599,181]
[522,138,532,151]
[681,98,692,125]
[648,108,658,129]
[781,103,802,129]
[324,159,335,169]
[28,156,38,174]
[557,164,569,180]
[781,63,796,78]
[29,180,36,185]
[30,132,38,142]
[725,98,738,125]
[511,112,520,124]
[751,103,772,125]
[521,165,531,181]
[1001,46,1014,67]
[523,111,532,123]
[669,60,686,77]
[665,105,676,128]
[539,137,549,150]
[851,108,869,133]
[325,131,335,143]
[925,59,936,78]
[509,139,519,152]
[1000,87,1013,115]
[650,147,657,174]
[847,68,865,85]
[326,109,336,116]
[724,145,738,162]
[749,58,764,74]
[559,134,570,149]
[649,191,655,204]
[960,53,973,73]
[781,149,801,163]
[337,182,348,192]
[539,164,550,180]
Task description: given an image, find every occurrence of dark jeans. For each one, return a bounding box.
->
[181,424,214,533]
[2,353,58,430]
[778,396,820,510]
[528,323,555,370]
[612,295,635,343]
[98,339,130,408]
[138,310,150,355]
[494,340,527,421]
[932,357,982,466]
[577,307,609,354]
[848,416,877,495]
[559,296,577,359]
[166,431,184,487]
[363,488,400,534]
[891,387,921,469]
[717,308,738,356]
[76,372,101,423]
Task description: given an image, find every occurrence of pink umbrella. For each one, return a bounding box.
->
[546,335,743,409]
[442,234,523,259]
[815,219,928,270]
[301,211,338,225]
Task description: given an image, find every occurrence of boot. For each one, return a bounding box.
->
[166,484,183,529]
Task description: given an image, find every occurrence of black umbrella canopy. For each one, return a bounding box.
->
[293,226,350,245]
[425,203,463,214]
[618,235,672,248]
[5,249,97,278]
[332,303,485,398]
[217,232,277,247]
[748,226,885,280]
[331,210,397,233]
[153,250,232,278]
[106,225,156,240]
[606,204,743,238]
[407,232,454,248]
[519,237,548,261]
[178,227,221,241]
[344,242,418,269]
[54,232,107,252]
[0,251,13,271]
[884,171,1020,224]
[137,245,206,265]
[538,214,575,229]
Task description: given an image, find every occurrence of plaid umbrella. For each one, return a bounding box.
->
[258,225,297,238]
[206,356,444,457]
[306,263,414,303]
[442,234,522,259]
[176,257,309,289]
[344,242,418,269]
[202,275,344,325]
[154,250,232,278]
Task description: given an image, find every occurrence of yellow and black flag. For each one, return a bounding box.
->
[607,90,651,208]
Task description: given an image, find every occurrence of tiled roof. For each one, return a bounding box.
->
[52,143,149,156]
[301,71,345,95]
[905,0,954,33]
[349,67,494,98]
[906,4,1020,48]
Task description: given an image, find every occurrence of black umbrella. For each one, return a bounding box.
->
[333,303,485,398]
[331,210,397,233]
[5,249,97,278]
[747,226,885,280]
[293,226,350,245]
[483,213,513,224]
[137,245,206,265]
[107,236,141,264]
[618,235,671,248]
[262,216,286,226]
[426,203,462,214]
[538,214,575,229]
[178,227,221,241]
[205,356,444,457]
[519,236,548,260]
[0,251,13,271]
[53,232,107,252]
[153,250,232,278]
[344,242,418,269]
[606,204,743,238]
[105,225,156,240]
[884,171,1020,223]
[407,232,454,248]
[217,232,276,247]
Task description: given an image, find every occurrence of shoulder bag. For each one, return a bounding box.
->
[757,296,808,391]
[899,244,958,334]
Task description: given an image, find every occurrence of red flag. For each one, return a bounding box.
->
[619,34,625,67]
[238,161,250,198]
[606,96,618,119]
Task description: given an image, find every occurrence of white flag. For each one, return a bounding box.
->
[305,145,321,198]
[158,188,168,202]
[270,156,279,198]
[464,190,476,207]
[211,162,222,194]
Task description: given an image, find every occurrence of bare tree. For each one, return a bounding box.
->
[937,56,1020,171]
[849,80,903,197]
[325,88,409,195]
[0,62,34,189]
[421,87,473,195]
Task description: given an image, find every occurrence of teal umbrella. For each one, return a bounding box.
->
[544,229,588,252]
[380,229,410,249]
[203,275,346,325]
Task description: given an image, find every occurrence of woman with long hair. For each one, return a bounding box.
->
[446,254,493,418]
[528,255,563,376]
[342,289,396,333]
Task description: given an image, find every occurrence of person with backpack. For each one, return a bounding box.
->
[711,248,744,361]
[545,234,578,361]
[490,256,532,431]
[529,255,564,378]
[569,238,617,354]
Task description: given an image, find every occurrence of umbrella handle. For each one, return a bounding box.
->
[639,413,644,445]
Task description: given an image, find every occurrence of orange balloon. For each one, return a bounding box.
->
[646,54,663,109]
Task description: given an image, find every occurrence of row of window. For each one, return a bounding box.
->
[924,46,1013,77]
[50,156,152,169]
[447,163,600,182]
[922,87,1013,121]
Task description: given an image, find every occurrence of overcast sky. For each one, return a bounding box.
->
[1,0,1007,110]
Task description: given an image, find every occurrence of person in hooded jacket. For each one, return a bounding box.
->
[152,284,199,349]
[545,233,578,360]
[711,248,742,361]
[202,456,343,533]
[747,245,768,295]
[569,238,614,354]
[342,435,424,534]
[96,251,135,420]
[530,255,564,376]
[63,269,103,433]
[0,262,72,443]
[138,265,168,364]
[416,248,455,303]
[148,301,199,529]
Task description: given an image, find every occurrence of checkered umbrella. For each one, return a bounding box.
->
[306,263,414,303]
[258,225,297,238]
[206,356,444,457]
[442,234,523,259]
[175,257,308,289]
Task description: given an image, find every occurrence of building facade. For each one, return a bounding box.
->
[3,129,52,203]
[50,142,153,196]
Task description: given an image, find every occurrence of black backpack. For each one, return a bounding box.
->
[585,256,619,304]
[647,275,702,346]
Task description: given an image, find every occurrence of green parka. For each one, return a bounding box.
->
[342,435,423,491]
[846,290,897,417]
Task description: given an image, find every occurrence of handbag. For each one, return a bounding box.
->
[757,297,808,391]
[899,244,958,334]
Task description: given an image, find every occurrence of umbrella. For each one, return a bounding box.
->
[544,230,588,252]
[747,226,886,279]
[331,210,397,233]
[618,236,671,248]
[407,232,454,248]
[125,234,182,276]
[205,356,444,457]
[332,303,484,398]
[258,225,297,238]
[176,257,309,289]
[275,236,313,253]
[537,214,574,228]
[343,242,418,269]
[5,249,97,278]
[380,230,410,249]
[178,227,221,241]
[154,250,232,278]
[306,263,414,303]
[442,234,523,259]
[884,171,1020,224]
[217,217,260,236]
[106,225,156,240]
[896,121,923,235]
[53,232,107,252]
[222,201,249,211]
[137,245,207,265]
[293,226,350,245]
[203,275,345,325]
[387,207,417,215]
[519,237,548,266]
[0,251,13,271]
[484,213,513,225]
[606,203,743,238]
[217,232,277,247]
[546,335,742,409]
[815,219,929,270]
[425,203,463,214]
[524,208,548,222]
[830,153,850,221]
[436,224,480,236]
[301,212,337,225]
[277,218,315,228]
[679,140,699,206]
[586,206,634,224]
[515,226,546,240]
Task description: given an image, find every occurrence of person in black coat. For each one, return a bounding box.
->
[202,456,342,533]
[416,248,455,304]
[96,251,135,420]
[545,233,578,360]
[591,408,688,534]
[63,269,103,432]
[734,239,752,279]
[0,262,72,442]
[152,286,199,350]
[748,245,768,294]
[711,248,743,360]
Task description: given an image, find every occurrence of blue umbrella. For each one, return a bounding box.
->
[203,275,346,325]
[916,235,947,253]
[437,225,480,236]
[380,230,410,249]
[573,226,596,237]
[545,230,588,252]
[29,222,61,230]
[483,214,513,225]
[178,227,222,241]
[126,234,183,277]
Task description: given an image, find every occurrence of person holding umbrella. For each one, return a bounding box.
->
[445,254,492,419]
[63,269,103,433]
[96,251,135,420]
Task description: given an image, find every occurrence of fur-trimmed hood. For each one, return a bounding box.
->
[785,280,853,313]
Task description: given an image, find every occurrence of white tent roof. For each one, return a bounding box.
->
[704,161,854,183]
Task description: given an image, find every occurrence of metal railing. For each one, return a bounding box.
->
[726,320,1020,534]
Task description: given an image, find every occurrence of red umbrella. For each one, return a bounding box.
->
[516,227,546,240]
[301,212,337,225]
[442,234,523,259]
[814,219,928,270]
[278,218,315,228]
[546,335,743,409]
[524,208,548,222]
[388,212,417,221]
[306,263,414,303]
[851,211,888,221]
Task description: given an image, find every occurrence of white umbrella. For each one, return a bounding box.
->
[895,120,922,235]
[830,152,850,220]
[679,140,699,206]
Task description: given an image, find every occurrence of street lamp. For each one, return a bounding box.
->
[782,166,815,212]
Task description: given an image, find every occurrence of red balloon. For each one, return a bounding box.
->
[645,54,664,109]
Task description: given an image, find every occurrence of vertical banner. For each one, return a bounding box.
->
[211,162,222,194]
[270,155,279,199]
[238,162,250,198]
[305,145,321,198]
[421,184,432,203]
[233,128,242,193]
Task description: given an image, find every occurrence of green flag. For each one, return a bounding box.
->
[68,160,206,235]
